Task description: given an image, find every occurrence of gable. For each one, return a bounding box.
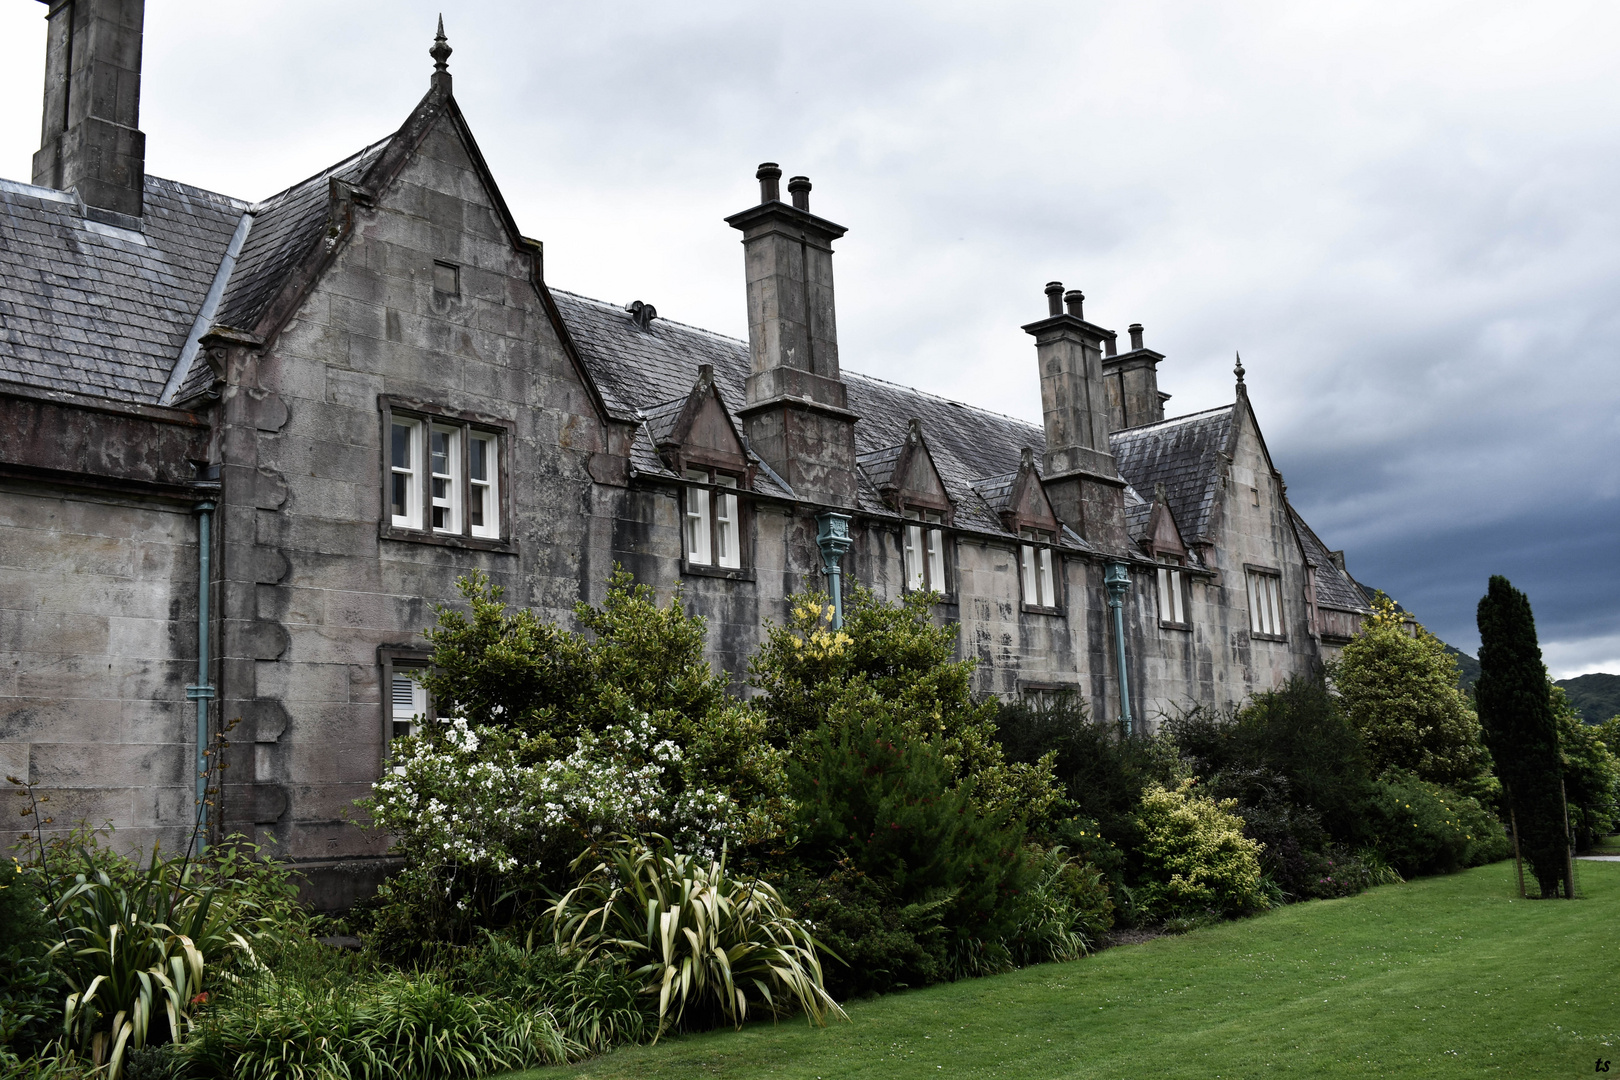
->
[1006,453,1060,533]
[898,440,950,508]
[1146,500,1187,557]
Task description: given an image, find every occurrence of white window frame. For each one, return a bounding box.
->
[903,509,948,595]
[382,401,507,545]
[430,424,462,534]
[1246,567,1285,638]
[1019,527,1058,608]
[684,467,744,570]
[390,418,424,529]
[468,432,498,539]
[1156,556,1187,626]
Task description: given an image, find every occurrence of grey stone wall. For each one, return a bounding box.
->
[0,484,199,857]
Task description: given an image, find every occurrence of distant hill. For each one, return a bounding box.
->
[1444,645,1481,694]
[1554,673,1620,725]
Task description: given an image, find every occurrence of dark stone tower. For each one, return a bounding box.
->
[724,165,858,507]
[1102,322,1169,430]
[1023,283,1127,550]
[32,0,147,221]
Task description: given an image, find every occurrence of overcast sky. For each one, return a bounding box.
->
[3,1,1616,676]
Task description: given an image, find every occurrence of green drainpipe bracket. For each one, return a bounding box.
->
[1104,561,1135,736]
[815,511,854,630]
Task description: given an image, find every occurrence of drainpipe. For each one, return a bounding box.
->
[186,499,217,853]
[815,512,854,630]
[1104,561,1135,736]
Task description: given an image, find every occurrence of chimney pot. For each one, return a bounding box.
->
[1064,290,1084,320]
[1129,323,1144,351]
[787,175,811,211]
[756,163,782,203]
[1044,281,1064,317]
[1105,333,1117,357]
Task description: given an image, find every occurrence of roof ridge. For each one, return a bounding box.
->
[844,370,1041,431]
[248,137,392,212]
[1113,401,1235,434]
[144,174,251,210]
[548,288,751,350]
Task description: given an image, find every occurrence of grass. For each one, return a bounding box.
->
[505,861,1620,1079]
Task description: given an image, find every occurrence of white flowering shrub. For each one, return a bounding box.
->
[356,570,789,952]
[368,710,762,878]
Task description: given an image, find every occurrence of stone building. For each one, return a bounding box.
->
[0,3,1373,902]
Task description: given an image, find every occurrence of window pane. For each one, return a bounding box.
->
[1172,569,1185,623]
[1038,548,1054,607]
[716,492,740,569]
[431,430,449,475]
[1021,544,1038,604]
[470,487,485,529]
[430,427,459,533]
[1157,567,1171,621]
[470,437,487,481]
[904,525,924,590]
[926,528,945,591]
[391,423,411,469]
[686,485,712,565]
[391,472,408,519]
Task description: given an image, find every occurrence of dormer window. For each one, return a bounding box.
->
[903,509,948,594]
[1019,527,1058,608]
[684,468,742,570]
[1156,554,1189,627]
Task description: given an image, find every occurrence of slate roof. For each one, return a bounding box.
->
[1289,503,1371,612]
[0,175,246,404]
[550,288,1079,542]
[1109,405,1236,545]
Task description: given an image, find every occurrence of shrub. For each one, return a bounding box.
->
[0,859,58,1058]
[790,705,1027,949]
[781,864,951,1000]
[446,933,647,1052]
[1005,846,1113,966]
[1553,688,1620,850]
[753,590,1059,822]
[179,970,571,1079]
[1134,780,1265,920]
[1367,771,1507,877]
[1333,595,1489,788]
[547,837,842,1039]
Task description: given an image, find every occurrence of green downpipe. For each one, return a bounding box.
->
[187,501,216,853]
[1104,561,1135,736]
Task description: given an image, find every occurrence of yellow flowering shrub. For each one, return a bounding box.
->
[1135,779,1265,919]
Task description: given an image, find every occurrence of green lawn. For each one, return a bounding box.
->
[514,861,1620,1080]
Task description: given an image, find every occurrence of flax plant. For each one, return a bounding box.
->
[548,836,844,1040]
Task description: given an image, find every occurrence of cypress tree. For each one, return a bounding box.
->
[1475,576,1571,898]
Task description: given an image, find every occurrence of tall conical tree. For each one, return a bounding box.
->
[1475,576,1571,898]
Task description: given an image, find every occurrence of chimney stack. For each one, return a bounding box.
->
[1022,281,1126,549]
[1103,320,1169,430]
[725,166,857,506]
[32,0,147,221]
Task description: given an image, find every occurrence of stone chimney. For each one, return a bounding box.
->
[32,0,148,222]
[1022,282,1127,550]
[1102,322,1170,430]
[724,164,857,506]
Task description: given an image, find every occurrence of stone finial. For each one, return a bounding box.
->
[788,175,811,211]
[1020,446,1036,470]
[907,417,923,444]
[1064,290,1084,320]
[430,16,453,90]
[1154,481,1169,505]
[1234,351,1246,386]
[1044,281,1064,317]
[756,163,782,203]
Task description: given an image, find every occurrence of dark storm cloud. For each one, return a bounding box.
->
[1,1,1616,673]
